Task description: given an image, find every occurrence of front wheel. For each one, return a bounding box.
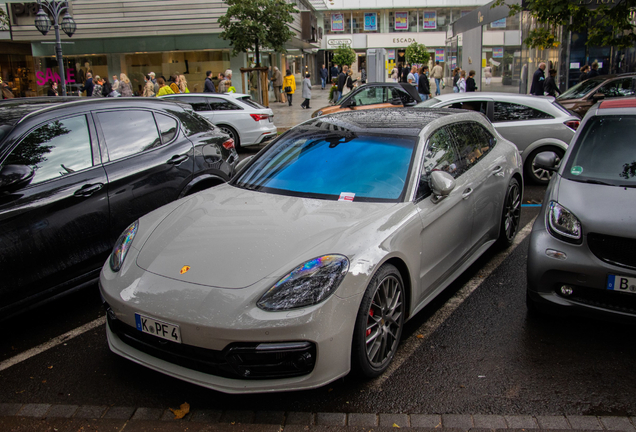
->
[351,263,405,378]
[525,146,564,185]
[496,177,522,248]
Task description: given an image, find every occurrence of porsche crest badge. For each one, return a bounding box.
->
[180,266,191,274]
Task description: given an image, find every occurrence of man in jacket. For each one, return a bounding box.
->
[401,65,410,84]
[80,73,94,96]
[204,71,216,93]
[320,64,328,90]
[530,63,546,96]
[336,65,348,102]
[418,66,431,101]
[330,64,339,82]
[432,61,444,95]
[271,67,283,103]
[544,69,561,97]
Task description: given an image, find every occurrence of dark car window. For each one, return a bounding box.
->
[352,86,388,106]
[446,100,488,115]
[170,110,213,136]
[417,126,461,200]
[391,87,416,105]
[154,113,179,144]
[171,96,210,112]
[4,115,92,185]
[97,110,162,161]
[448,122,495,172]
[208,98,241,111]
[493,102,553,122]
[597,78,634,98]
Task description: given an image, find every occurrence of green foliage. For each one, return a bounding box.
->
[492,0,636,49]
[218,0,299,64]
[332,44,356,67]
[405,42,430,65]
[0,7,9,31]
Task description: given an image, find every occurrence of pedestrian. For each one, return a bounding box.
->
[155,77,174,97]
[397,63,403,82]
[92,76,103,97]
[143,74,155,97]
[361,64,367,84]
[330,63,339,82]
[1,78,14,99]
[168,74,180,94]
[588,61,600,79]
[452,67,460,93]
[336,65,348,102]
[149,72,159,94]
[47,81,58,96]
[530,62,546,96]
[579,65,590,82]
[112,75,119,91]
[101,77,113,97]
[457,70,467,93]
[407,65,418,86]
[271,66,283,102]
[218,72,228,93]
[301,73,312,109]
[418,66,431,101]
[179,74,189,94]
[466,70,477,92]
[343,69,357,96]
[283,69,296,106]
[544,69,561,97]
[320,64,328,90]
[432,60,444,95]
[484,63,492,86]
[80,72,94,96]
[268,66,273,91]
[204,71,216,93]
[118,73,133,97]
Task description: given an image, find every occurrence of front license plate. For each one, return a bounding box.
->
[607,274,636,294]
[135,313,181,343]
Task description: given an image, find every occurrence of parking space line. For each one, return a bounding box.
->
[368,217,536,390]
[0,316,106,373]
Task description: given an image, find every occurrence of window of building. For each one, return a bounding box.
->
[325,12,350,34]
[389,10,417,32]
[352,11,380,33]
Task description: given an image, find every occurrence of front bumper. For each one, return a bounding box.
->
[527,226,636,321]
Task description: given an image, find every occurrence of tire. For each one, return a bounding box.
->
[496,177,522,248]
[525,146,564,185]
[352,263,405,378]
[218,125,241,150]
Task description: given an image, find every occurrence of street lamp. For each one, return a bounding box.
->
[34,1,76,96]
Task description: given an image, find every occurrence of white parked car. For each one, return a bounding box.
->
[160,93,277,149]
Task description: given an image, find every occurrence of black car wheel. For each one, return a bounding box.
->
[352,263,405,378]
[497,177,521,248]
[526,146,564,185]
[219,125,241,150]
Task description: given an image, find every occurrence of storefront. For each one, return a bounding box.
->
[0,42,36,98]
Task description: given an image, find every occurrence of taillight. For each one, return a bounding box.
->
[565,120,580,131]
[250,114,269,122]
[222,138,235,149]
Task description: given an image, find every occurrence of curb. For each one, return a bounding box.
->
[1,404,635,430]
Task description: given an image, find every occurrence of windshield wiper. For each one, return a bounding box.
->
[571,178,613,186]
[619,184,636,188]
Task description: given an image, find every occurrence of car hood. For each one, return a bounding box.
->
[555,177,636,237]
[136,184,398,289]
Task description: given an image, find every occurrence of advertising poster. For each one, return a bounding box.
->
[387,49,396,60]
[423,12,437,30]
[435,49,445,62]
[490,18,507,29]
[395,12,408,30]
[451,56,457,69]
[331,13,345,32]
[364,13,377,31]
[493,47,504,58]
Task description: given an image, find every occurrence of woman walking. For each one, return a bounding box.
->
[452,68,460,93]
[178,74,190,94]
[143,74,155,97]
[300,73,311,109]
[457,70,467,93]
[155,77,175,97]
[283,69,296,106]
[118,73,133,97]
[92,76,104,97]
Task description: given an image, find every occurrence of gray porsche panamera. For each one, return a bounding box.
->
[100,108,523,393]
[527,98,636,321]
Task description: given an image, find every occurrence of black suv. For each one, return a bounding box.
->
[0,97,238,317]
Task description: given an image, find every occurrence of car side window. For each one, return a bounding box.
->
[4,115,93,185]
[448,122,495,171]
[416,126,461,200]
[446,100,488,115]
[353,87,386,106]
[97,110,162,161]
[391,87,415,105]
[172,96,210,112]
[493,102,553,122]
[154,113,179,144]
[208,98,241,111]
[598,78,634,98]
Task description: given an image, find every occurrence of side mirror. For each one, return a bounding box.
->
[0,164,34,193]
[341,98,355,108]
[592,92,605,101]
[534,151,558,172]
[390,97,403,106]
[429,170,456,203]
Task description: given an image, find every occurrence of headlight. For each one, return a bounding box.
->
[546,201,582,244]
[109,220,139,272]
[257,255,349,311]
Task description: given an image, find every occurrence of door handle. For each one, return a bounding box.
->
[462,188,473,199]
[74,183,104,197]
[492,166,505,177]
[167,154,188,165]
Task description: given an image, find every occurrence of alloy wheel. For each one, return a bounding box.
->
[503,181,521,242]
[365,274,404,368]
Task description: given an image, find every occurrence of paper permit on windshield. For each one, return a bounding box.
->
[338,192,355,202]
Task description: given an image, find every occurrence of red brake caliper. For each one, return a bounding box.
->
[366,309,374,336]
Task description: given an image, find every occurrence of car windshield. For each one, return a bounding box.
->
[558,78,605,100]
[563,115,636,187]
[233,130,417,201]
[417,97,442,107]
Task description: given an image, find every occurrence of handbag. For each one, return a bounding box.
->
[284,86,292,93]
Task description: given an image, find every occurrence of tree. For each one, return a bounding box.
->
[492,0,636,50]
[332,44,356,67]
[0,6,9,31]
[405,42,430,65]
[218,0,299,67]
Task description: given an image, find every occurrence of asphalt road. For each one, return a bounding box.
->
[2,180,633,418]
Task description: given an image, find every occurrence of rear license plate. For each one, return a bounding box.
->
[607,274,636,294]
[135,313,182,343]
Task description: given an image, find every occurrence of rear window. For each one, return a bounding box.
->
[239,97,266,110]
[417,97,442,107]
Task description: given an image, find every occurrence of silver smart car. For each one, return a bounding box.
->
[527,97,636,321]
